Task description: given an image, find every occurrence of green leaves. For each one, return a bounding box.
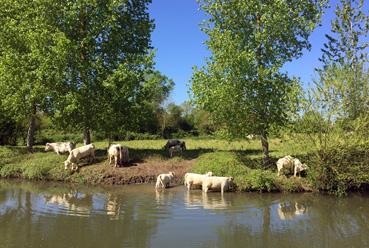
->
[192,0,324,160]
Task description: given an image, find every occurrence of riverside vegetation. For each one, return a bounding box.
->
[1,136,368,195]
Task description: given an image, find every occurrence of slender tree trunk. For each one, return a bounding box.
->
[261,130,269,166]
[83,128,91,145]
[26,104,36,152]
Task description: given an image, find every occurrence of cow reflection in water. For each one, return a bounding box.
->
[277,201,307,220]
[185,191,231,210]
[105,194,120,220]
[155,190,175,205]
[44,191,92,215]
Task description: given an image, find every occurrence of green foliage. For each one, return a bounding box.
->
[192,0,326,161]
[51,0,156,143]
[0,0,70,149]
[0,109,18,145]
[316,0,369,121]
[240,170,276,192]
[307,144,369,195]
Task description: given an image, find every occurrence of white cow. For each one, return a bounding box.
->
[155,172,175,189]
[64,144,95,171]
[202,176,234,194]
[277,155,308,177]
[169,145,182,157]
[293,159,308,177]
[45,142,76,155]
[184,172,213,190]
[107,144,129,167]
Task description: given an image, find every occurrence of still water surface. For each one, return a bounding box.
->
[1,180,369,248]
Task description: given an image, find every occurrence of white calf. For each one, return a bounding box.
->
[64,144,95,171]
[293,159,308,177]
[45,142,75,155]
[202,176,234,194]
[155,172,175,189]
[277,155,308,177]
[184,172,213,190]
[107,144,129,167]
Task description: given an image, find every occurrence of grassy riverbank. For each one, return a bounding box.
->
[0,138,319,192]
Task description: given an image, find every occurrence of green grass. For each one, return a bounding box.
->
[0,137,316,191]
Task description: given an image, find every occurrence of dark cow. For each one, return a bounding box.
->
[163,139,186,151]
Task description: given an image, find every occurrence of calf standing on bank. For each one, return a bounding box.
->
[64,144,95,171]
[45,142,76,155]
[107,144,129,167]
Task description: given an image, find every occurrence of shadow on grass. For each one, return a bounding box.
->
[127,148,215,161]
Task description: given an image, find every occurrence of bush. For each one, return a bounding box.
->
[308,144,369,195]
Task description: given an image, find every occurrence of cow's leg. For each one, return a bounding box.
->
[115,156,118,168]
[91,151,95,163]
[294,167,297,177]
[203,185,208,193]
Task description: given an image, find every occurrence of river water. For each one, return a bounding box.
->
[1,180,369,248]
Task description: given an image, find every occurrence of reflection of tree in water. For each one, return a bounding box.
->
[215,193,369,247]
[0,182,165,248]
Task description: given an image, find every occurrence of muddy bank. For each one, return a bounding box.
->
[62,158,195,186]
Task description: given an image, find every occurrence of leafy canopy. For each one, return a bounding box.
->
[191,0,326,139]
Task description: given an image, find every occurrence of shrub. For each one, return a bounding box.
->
[308,144,369,195]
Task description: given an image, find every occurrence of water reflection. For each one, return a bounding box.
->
[44,191,92,217]
[277,201,307,220]
[105,193,120,220]
[184,191,231,210]
[1,180,369,248]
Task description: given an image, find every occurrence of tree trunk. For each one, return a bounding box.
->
[83,128,91,145]
[260,130,269,166]
[26,105,37,152]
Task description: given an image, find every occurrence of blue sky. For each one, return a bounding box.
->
[148,0,363,105]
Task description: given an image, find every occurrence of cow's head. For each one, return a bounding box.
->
[44,143,52,152]
[64,160,72,170]
[301,163,308,171]
[169,171,175,177]
[206,171,213,177]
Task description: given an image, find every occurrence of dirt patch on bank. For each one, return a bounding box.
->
[76,158,195,185]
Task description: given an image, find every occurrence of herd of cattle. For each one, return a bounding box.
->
[44,139,308,193]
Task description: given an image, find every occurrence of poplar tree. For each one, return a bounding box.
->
[192,0,326,164]
[0,0,68,150]
[317,0,369,121]
[55,0,154,144]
